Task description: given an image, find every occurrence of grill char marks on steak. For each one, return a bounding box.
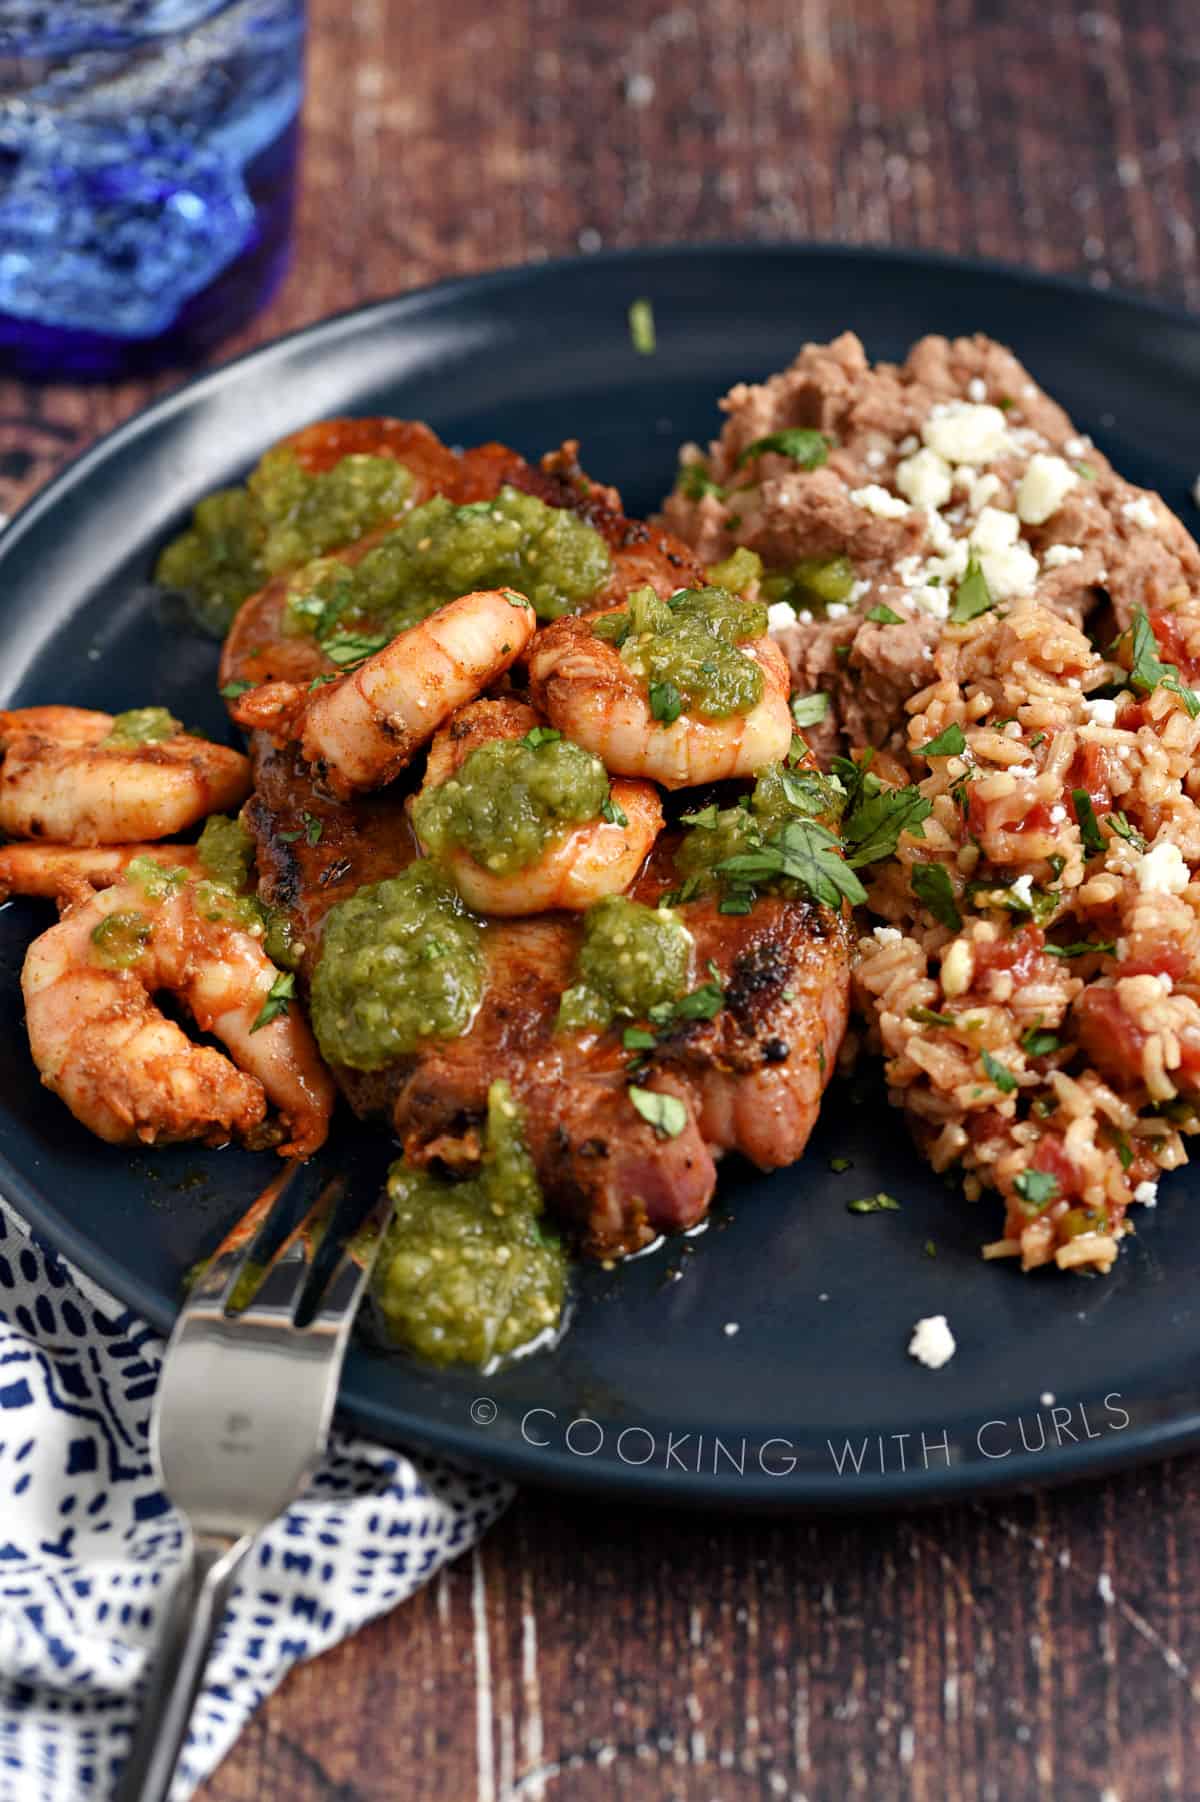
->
[219,420,706,697]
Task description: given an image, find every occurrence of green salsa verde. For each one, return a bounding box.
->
[101,706,181,748]
[284,486,612,646]
[195,813,304,965]
[90,910,151,969]
[592,585,768,721]
[411,729,611,876]
[156,446,416,635]
[372,1080,567,1367]
[310,863,484,1070]
[761,554,857,612]
[557,895,692,1032]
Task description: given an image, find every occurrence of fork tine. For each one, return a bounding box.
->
[231,1174,346,1321]
[305,1186,395,1333]
[188,1160,304,1308]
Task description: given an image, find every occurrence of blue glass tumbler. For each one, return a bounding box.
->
[0,0,305,378]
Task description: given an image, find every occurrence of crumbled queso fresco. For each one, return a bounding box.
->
[908,1314,957,1369]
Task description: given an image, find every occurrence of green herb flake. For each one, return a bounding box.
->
[1125,606,1200,717]
[322,630,391,668]
[628,297,656,354]
[622,1027,657,1052]
[1014,1168,1060,1210]
[847,1192,902,1214]
[736,428,829,471]
[865,603,904,626]
[790,692,830,728]
[681,803,721,831]
[909,1005,955,1027]
[982,1048,1018,1094]
[250,970,296,1034]
[600,794,629,828]
[842,784,932,869]
[648,680,684,726]
[303,812,323,846]
[1045,938,1115,959]
[910,862,962,931]
[1106,811,1147,851]
[1076,462,1096,480]
[1021,1025,1062,1057]
[521,726,563,750]
[949,556,994,625]
[717,818,867,909]
[219,680,253,700]
[918,722,968,759]
[1072,788,1107,858]
[923,1239,937,1258]
[830,1156,853,1173]
[628,1085,687,1137]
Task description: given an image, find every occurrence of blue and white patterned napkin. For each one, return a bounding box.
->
[0,1199,512,1802]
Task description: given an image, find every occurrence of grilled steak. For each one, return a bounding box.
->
[236,425,851,1258]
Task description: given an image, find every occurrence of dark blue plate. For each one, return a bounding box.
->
[4,244,1200,1511]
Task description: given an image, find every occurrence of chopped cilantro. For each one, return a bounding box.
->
[1125,606,1200,717]
[866,603,904,625]
[250,970,295,1034]
[1072,788,1106,858]
[842,783,932,869]
[676,463,723,502]
[628,1085,686,1137]
[1106,810,1146,851]
[521,726,562,749]
[600,794,629,828]
[1021,1024,1062,1057]
[982,1048,1017,1094]
[918,722,967,759]
[830,1155,853,1173]
[1045,938,1115,959]
[219,679,252,700]
[910,862,962,930]
[680,803,720,831]
[649,680,684,725]
[622,1027,657,1051]
[949,556,994,625]
[322,630,390,667]
[847,1192,902,1214]
[628,298,656,354]
[909,1005,955,1027]
[303,811,323,846]
[717,818,867,909]
[790,692,830,728]
[736,428,829,471]
[1014,1168,1060,1210]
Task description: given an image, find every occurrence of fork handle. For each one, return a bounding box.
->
[114,1530,251,1802]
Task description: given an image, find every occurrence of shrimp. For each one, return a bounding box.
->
[526,616,793,790]
[0,706,250,844]
[21,865,334,1157]
[232,588,537,797]
[413,697,663,915]
[0,842,200,902]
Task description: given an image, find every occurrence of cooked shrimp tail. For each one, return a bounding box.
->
[0,705,250,845]
[413,697,663,914]
[231,588,538,797]
[0,842,201,903]
[21,867,334,1157]
[527,613,793,789]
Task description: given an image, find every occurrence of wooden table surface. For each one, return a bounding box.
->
[4,1,1200,1797]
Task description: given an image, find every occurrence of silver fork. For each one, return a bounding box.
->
[113,1159,392,1802]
